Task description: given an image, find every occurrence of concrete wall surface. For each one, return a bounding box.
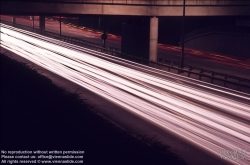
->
[183,26,250,58]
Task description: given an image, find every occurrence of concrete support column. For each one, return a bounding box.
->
[149,17,158,62]
[12,16,16,24]
[39,16,45,34]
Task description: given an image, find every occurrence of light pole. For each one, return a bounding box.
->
[180,0,186,69]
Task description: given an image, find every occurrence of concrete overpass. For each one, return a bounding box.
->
[1,0,250,16]
[1,0,250,62]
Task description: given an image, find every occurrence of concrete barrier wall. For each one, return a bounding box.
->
[183,27,250,58]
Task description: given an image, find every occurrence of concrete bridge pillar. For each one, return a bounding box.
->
[149,17,158,62]
[12,16,16,24]
[39,16,45,34]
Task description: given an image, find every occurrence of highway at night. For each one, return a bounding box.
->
[1,23,250,165]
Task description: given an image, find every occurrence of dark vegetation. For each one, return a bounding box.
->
[0,54,187,165]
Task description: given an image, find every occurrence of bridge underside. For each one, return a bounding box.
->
[1,1,250,16]
[2,0,250,63]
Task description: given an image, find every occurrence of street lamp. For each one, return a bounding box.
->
[180,0,186,69]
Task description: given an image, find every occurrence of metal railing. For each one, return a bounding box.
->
[158,57,250,85]
[1,19,250,93]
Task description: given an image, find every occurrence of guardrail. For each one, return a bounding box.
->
[1,19,250,93]
[157,57,250,86]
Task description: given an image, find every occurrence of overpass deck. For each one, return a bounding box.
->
[1,0,250,16]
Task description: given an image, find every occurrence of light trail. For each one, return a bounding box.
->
[1,23,250,165]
